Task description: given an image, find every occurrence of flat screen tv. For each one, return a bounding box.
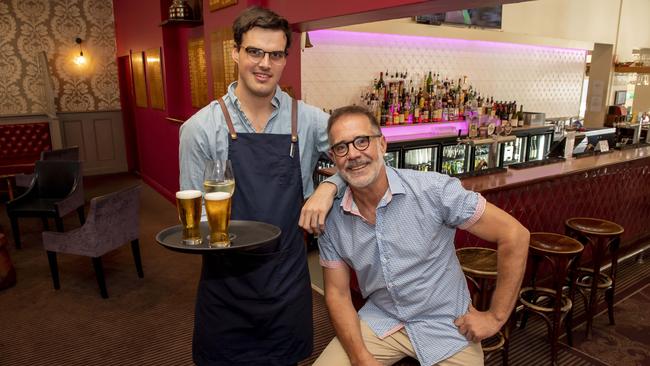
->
[415,6,502,29]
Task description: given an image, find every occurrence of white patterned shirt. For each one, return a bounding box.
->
[319,167,486,365]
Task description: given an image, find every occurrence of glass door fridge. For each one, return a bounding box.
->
[440,143,470,175]
[471,143,493,171]
[499,136,527,166]
[384,147,402,168]
[527,131,553,161]
[403,145,438,172]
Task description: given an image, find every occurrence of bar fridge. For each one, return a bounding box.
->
[500,136,527,166]
[384,147,402,168]
[440,143,470,175]
[471,142,494,171]
[403,145,438,172]
[527,131,553,161]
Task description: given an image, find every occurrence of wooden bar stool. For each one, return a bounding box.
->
[565,217,624,340]
[456,247,509,366]
[518,233,583,366]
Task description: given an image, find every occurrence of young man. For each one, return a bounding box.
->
[315,105,530,366]
[179,6,339,366]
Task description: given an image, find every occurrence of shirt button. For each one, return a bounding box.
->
[381,257,387,263]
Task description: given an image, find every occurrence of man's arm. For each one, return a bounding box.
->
[300,175,346,234]
[454,202,530,342]
[324,265,381,366]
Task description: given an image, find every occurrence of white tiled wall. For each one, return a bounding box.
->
[301,30,587,118]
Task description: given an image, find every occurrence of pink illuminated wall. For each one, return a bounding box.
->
[301,29,587,118]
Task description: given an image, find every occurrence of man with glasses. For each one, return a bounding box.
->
[179,6,341,366]
[314,105,529,366]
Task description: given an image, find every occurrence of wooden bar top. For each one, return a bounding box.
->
[317,145,650,194]
[462,145,650,193]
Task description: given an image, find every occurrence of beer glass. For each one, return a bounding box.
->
[203,160,235,247]
[175,190,203,245]
[204,191,232,247]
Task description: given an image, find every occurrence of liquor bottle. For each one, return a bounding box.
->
[426,71,433,95]
[517,105,524,127]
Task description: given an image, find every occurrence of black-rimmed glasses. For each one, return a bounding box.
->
[243,46,287,64]
[330,134,382,157]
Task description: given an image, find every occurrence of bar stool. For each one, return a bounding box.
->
[518,233,583,366]
[565,217,624,340]
[0,231,17,290]
[456,247,508,365]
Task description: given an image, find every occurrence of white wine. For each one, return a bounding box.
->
[203,179,235,195]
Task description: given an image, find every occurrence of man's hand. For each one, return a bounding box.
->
[454,305,503,343]
[300,182,337,234]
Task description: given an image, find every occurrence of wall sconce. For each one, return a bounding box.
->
[74,37,87,66]
[305,32,313,48]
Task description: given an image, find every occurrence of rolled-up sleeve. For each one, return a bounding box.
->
[317,222,345,269]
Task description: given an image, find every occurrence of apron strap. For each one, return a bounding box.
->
[291,99,298,143]
[218,98,237,140]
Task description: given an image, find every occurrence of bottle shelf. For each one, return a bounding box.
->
[614,65,650,74]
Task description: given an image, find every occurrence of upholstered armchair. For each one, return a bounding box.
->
[6,160,85,249]
[41,185,143,299]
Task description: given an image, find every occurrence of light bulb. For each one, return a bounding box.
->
[74,52,86,66]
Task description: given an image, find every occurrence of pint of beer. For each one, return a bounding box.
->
[176,190,203,245]
[204,191,232,247]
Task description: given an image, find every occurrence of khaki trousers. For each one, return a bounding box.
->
[313,320,484,366]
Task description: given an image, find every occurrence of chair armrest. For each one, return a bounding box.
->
[55,177,84,216]
[6,180,38,209]
[42,226,99,257]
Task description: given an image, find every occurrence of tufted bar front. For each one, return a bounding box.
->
[0,122,52,176]
[456,147,650,262]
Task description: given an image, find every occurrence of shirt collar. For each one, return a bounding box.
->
[226,81,283,110]
[340,166,405,215]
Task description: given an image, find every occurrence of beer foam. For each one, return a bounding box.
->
[205,191,231,201]
[176,190,202,199]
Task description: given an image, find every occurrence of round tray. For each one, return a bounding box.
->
[155,220,281,254]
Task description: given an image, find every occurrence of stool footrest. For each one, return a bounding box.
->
[519,287,572,314]
[575,267,613,289]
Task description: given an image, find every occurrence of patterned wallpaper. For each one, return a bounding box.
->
[0,0,119,116]
[301,30,587,118]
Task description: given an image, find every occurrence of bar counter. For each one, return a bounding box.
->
[456,145,650,256]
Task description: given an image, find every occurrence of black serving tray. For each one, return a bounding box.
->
[156,220,281,254]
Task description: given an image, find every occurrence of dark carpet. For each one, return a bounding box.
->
[560,284,650,366]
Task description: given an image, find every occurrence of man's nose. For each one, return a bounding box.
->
[258,53,271,68]
[346,143,363,159]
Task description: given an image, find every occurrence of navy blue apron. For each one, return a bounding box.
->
[192,98,313,365]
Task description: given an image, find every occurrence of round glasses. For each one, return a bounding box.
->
[330,134,382,157]
[243,46,287,64]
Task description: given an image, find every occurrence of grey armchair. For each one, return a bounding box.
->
[41,185,143,298]
[6,160,85,249]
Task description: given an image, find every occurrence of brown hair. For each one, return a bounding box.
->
[232,6,292,51]
[327,105,382,136]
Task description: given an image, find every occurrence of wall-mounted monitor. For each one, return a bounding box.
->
[415,6,502,29]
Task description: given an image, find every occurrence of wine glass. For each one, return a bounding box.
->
[203,160,235,195]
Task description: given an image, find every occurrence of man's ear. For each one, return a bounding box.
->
[380,136,387,154]
[327,150,335,161]
[231,46,239,65]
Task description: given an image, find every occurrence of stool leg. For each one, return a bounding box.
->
[585,238,604,340]
[519,255,541,330]
[9,216,21,249]
[46,251,60,290]
[565,252,581,347]
[606,236,620,325]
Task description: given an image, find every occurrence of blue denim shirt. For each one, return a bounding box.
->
[319,167,486,365]
[179,82,342,196]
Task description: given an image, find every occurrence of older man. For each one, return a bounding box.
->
[315,105,529,366]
